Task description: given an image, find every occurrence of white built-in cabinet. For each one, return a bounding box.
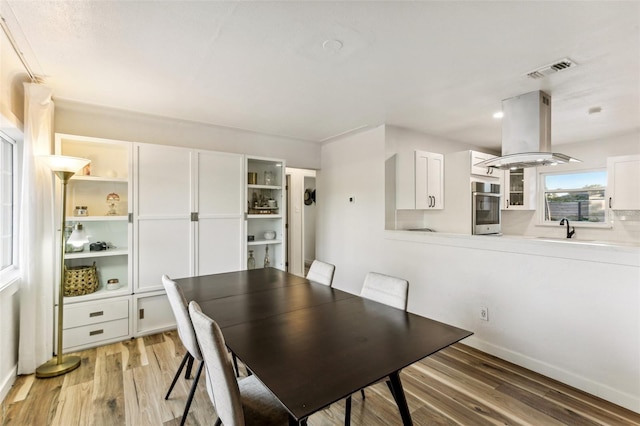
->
[246,156,286,270]
[55,134,133,352]
[607,155,640,210]
[396,150,444,210]
[53,134,249,350]
[501,167,537,210]
[134,144,244,335]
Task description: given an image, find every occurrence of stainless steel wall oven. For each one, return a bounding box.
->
[472,181,501,235]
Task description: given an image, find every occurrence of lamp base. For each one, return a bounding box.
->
[35,355,81,378]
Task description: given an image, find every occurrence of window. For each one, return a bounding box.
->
[541,169,608,225]
[1,133,15,274]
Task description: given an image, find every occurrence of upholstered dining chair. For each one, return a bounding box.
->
[305,260,336,286]
[188,301,290,426]
[162,274,206,426]
[344,272,409,425]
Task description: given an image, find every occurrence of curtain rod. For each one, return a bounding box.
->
[0,14,40,82]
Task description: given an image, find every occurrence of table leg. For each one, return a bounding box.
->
[388,371,413,426]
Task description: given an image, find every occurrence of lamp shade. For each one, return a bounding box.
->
[39,155,90,173]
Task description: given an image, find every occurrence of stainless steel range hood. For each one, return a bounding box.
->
[477,91,580,169]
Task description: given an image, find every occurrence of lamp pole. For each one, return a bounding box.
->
[36,156,89,378]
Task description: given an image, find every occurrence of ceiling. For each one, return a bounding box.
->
[3,1,639,150]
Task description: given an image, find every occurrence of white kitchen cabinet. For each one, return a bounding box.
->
[501,167,537,210]
[470,150,500,177]
[246,156,286,270]
[55,133,133,351]
[396,150,444,210]
[607,155,640,210]
[134,144,245,293]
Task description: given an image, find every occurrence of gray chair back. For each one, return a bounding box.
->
[162,274,202,361]
[189,301,245,426]
[306,260,336,286]
[360,272,408,310]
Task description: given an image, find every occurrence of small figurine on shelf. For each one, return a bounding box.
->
[247,250,256,270]
[263,245,270,268]
[106,192,120,215]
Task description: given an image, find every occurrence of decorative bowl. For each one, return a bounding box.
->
[263,231,276,240]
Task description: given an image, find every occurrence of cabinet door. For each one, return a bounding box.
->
[195,151,244,274]
[135,144,193,292]
[428,153,444,209]
[134,292,176,336]
[415,151,444,210]
[502,167,536,210]
[471,151,499,177]
[607,155,640,210]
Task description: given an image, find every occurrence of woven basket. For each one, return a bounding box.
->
[64,262,99,297]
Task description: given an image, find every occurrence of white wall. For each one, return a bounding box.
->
[0,8,27,403]
[317,124,640,413]
[54,100,321,170]
[286,167,316,276]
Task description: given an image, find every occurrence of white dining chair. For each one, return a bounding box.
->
[189,301,290,426]
[162,274,205,426]
[344,272,409,425]
[306,260,336,286]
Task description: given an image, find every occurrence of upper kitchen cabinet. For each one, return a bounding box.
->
[502,167,537,210]
[134,144,244,293]
[607,155,640,210]
[246,156,286,270]
[470,150,500,177]
[396,150,444,210]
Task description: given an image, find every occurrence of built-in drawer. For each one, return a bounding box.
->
[63,318,130,349]
[63,298,129,329]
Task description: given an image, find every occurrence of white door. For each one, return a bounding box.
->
[195,150,244,275]
[135,144,193,292]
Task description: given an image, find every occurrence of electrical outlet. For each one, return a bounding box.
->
[480,306,489,321]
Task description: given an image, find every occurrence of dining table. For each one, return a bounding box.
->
[176,267,473,425]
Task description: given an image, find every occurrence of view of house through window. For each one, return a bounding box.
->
[1,134,15,272]
[542,170,607,224]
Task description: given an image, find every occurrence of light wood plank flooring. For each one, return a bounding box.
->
[2,330,639,425]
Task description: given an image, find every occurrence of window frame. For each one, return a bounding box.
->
[0,131,18,288]
[537,167,611,228]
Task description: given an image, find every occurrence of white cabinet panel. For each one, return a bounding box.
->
[134,292,176,336]
[64,318,130,350]
[197,217,244,275]
[470,150,499,177]
[502,167,537,210]
[64,298,129,328]
[197,151,244,215]
[136,219,191,291]
[136,144,191,216]
[397,150,444,210]
[607,155,640,210]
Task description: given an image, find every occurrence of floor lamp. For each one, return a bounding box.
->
[36,155,91,378]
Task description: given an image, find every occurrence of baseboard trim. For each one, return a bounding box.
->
[463,336,640,414]
[0,365,17,404]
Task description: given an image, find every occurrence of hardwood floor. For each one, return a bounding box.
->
[2,330,639,425]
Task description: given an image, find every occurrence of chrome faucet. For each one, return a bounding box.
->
[559,217,575,239]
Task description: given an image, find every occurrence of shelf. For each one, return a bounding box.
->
[67,215,128,222]
[61,286,131,305]
[247,214,282,219]
[65,248,128,259]
[248,184,282,190]
[70,175,128,183]
[248,239,283,246]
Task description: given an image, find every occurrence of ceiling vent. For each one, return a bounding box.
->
[526,58,577,79]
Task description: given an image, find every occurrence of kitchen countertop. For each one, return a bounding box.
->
[386,229,640,267]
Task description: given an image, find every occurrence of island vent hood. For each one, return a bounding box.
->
[477,90,580,170]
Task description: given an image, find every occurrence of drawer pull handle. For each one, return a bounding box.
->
[139,309,144,320]
[89,329,104,336]
[89,311,104,318]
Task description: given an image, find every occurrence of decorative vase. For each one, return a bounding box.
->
[247,250,255,270]
[263,245,270,268]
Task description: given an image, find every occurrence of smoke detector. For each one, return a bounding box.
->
[526,58,577,79]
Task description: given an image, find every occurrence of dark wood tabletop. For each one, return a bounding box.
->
[176,268,473,424]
